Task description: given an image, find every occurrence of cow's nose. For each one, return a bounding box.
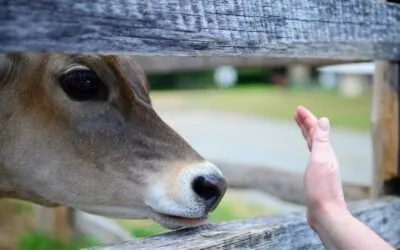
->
[192,175,227,212]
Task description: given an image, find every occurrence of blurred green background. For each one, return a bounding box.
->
[1,61,372,250]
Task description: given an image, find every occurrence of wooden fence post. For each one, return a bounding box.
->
[371,61,400,196]
[35,206,74,241]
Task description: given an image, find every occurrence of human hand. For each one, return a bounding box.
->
[294,106,348,229]
[294,106,394,250]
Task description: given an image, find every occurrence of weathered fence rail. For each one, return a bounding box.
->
[2,0,400,249]
[216,162,371,205]
[92,197,400,250]
[2,0,400,59]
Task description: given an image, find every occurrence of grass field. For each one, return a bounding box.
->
[151,85,372,131]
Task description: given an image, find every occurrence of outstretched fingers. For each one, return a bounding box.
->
[295,105,318,150]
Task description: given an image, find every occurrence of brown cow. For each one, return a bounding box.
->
[0,53,226,229]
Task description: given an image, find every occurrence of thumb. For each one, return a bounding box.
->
[311,117,331,150]
[309,118,334,165]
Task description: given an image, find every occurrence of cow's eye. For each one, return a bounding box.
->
[59,69,109,102]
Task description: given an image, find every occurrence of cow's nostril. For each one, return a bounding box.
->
[193,176,219,200]
[192,175,227,212]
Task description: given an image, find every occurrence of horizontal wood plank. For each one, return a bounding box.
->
[1,0,400,59]
[216,162,370,204]
[92,197,400,249]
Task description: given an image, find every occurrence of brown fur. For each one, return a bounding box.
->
[0,53,224,229]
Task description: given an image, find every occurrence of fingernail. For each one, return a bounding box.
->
[318,117,330,131]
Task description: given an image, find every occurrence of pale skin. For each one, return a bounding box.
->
[295,105,394,250]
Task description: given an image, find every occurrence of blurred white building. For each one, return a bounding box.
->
[318,62,374,98]
[214,66,238,88]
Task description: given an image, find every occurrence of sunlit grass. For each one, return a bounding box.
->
[18,232,99,250]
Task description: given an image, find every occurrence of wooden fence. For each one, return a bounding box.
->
[2,0,400,249]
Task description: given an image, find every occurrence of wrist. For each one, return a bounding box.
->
[308,203,394,250]
[308,202,351,232]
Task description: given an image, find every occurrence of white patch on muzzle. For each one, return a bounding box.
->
[145,161,223,218]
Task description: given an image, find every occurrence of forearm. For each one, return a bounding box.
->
[313,209,394,250]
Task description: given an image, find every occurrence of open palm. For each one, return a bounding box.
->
[294,106,346,229]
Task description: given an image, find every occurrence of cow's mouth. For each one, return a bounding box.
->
[152,212,208,229]
[73,204,208,230]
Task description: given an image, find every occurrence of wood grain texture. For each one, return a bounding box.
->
[2,0,400,59]
[371,62,400,196]
[217,162,370,204]
[91,197,400,249]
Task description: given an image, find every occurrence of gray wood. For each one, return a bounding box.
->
[91,197,400,249]
[2,0,400,59]
[371,62,400,197]
[216,162,370,205]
